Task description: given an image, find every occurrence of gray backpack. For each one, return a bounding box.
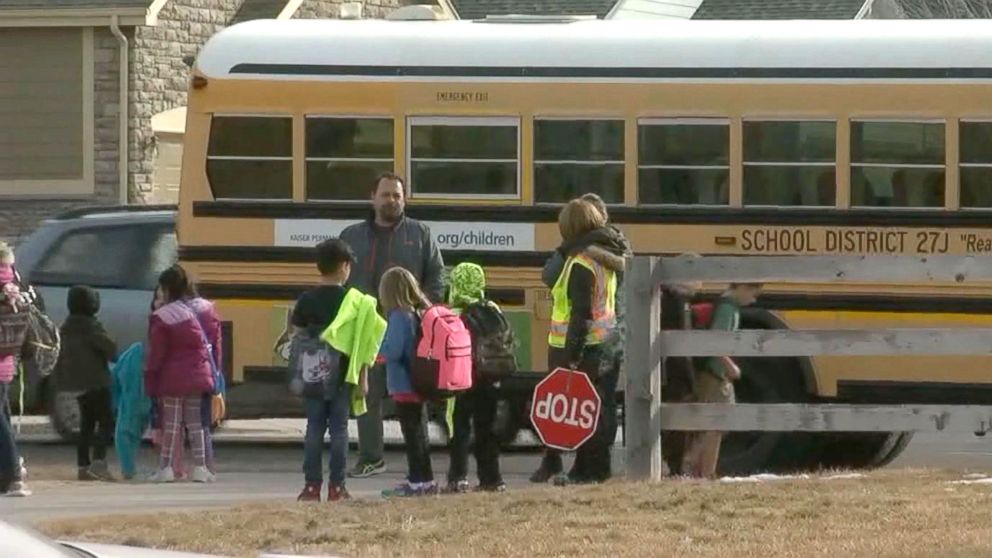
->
[288,330,341,399]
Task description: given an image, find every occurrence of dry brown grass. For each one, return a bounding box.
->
[40,470,992,558]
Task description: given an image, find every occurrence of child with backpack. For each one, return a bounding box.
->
[444,263,514,494]
[0,241,49,497]
[0,242,29,497]
[682,282,763,479]
[292,239,382,502]
[378,266,439,497]
[55,286,118,481]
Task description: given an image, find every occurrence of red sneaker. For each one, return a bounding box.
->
[297,484,321,502]
[328,485,350,502]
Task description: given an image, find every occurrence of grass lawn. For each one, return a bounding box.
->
[40,470,992,558]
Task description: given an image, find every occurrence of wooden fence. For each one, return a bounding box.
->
[622,254,992,481]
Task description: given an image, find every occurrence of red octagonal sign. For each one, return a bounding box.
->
[530,367,602,451]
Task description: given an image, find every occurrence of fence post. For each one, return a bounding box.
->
[624,256,663,481]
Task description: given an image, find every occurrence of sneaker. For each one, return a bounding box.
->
[78,467,100,481]
[554,473,597,487]
[88,460,116,482]
[382,480,437,498]
[420,481,439,496]
[381,481,416,498]
[327,484,350,502]
[297,484,321,502]
[529,461,563,484]
[191,466,216,484]
[349,459,387,478]
[477,482,508,493]
[443,479,471,494]
[5,481,31,497]
[148,467,176,483]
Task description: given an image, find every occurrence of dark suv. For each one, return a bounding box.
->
[13,205,177,439]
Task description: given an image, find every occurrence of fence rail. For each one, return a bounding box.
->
[622,254,992,481]
[659,403,992,434]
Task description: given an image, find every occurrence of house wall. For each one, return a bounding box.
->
[0,0,410,242]
[130,0,243,203]
[1,27,126,242]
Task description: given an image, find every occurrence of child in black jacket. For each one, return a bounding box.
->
[55,286,118,481]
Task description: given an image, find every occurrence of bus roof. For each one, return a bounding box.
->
[196,19,992,82]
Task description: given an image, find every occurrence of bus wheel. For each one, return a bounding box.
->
[809,431,909,471]
[716,356,794,476]
[870,432,913,468]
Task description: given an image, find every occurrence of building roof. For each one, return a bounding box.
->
[0,0,163,25]
[448,0,618,19]
[229,0,290,25]
[891,0,992,17]
[0,0,153,8]
[692,0,868,19]
[197,18,992,80]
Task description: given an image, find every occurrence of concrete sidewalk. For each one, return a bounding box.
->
[12,415,544,448]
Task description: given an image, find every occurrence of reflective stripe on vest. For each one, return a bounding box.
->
[548,253,617,349]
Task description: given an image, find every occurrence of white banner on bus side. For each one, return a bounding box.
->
[274,219,536,252]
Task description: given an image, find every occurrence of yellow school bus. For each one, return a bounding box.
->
[178,17,992,473]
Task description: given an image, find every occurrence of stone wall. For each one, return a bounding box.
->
[129,0,242,203]
[130,0,402,205]
[0,0,410,240]
[0,28,126,242]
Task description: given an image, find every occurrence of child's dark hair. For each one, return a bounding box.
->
[67,285,100,316]
[316,238,354,276]
[158,264,197,303]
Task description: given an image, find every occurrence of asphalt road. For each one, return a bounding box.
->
[1,423,989,525]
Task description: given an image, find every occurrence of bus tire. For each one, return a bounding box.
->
[716,355,794,476]
[808,432,894,471]
[869,432,913,468]
[713,312,814,476]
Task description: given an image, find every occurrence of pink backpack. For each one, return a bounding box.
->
[411,305,473,400]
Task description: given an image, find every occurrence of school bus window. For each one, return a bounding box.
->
[959,121,992,208]
[206,115,292,200]
[305,117,394,201]
[408,117,518,198]
[637,119,729,205]
[850,120,945,208]
[534,119,624,204]
[743,120,836,207]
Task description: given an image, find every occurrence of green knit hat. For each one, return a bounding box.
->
[447,262,486,308]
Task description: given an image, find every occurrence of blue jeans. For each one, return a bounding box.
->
[0,382,20,492]
[303,382,352,487]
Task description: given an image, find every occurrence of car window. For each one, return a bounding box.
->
[32,226,142,289]
[139,228,178,290]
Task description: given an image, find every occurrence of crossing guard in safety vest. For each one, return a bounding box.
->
[538,198,627,486]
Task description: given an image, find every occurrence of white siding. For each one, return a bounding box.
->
[608,0,703,19]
